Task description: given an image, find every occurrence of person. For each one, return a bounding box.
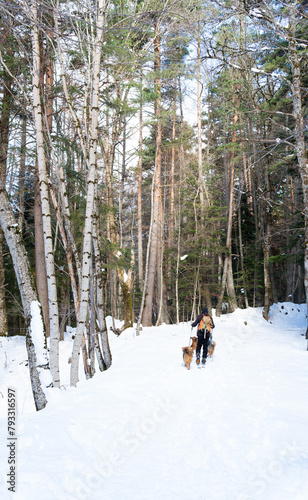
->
[191,307,215,365]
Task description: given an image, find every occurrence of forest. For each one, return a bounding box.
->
[0,0,307,409]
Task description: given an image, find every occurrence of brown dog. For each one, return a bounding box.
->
[182,347,194,370]
[207,340,216,359]
[190,336,198,351]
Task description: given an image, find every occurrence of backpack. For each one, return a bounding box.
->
[198,314,212,332]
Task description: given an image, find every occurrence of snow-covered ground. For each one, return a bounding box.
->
[1,303,308,500]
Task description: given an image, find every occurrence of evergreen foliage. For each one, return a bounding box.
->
[0,0,306,343]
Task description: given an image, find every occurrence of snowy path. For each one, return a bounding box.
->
[1,303,308,499]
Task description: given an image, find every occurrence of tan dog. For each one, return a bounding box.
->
[207,340,216,359]
[182,347,194,370]
[190,336,198,351]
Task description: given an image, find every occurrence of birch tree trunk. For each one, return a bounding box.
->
[31,1,60,387]
[0,187,50,410]
[71,0,110,386]
[34,166,50,338]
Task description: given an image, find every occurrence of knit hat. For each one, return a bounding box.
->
[202,307,208,314]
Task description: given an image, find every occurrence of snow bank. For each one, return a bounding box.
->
[1,303,308,499]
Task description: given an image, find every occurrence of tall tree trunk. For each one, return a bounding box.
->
[92,194,111,368]
[156,201,169,325]
[175,204,181,324]
[119,119,126,248]
[137,78,144,289]
[105,108,118,331]
[216,150,237,315]
[0,75,12,336]
[262,162,272,319]
[191,254,202,321]
[18,114,27,232]
[49,186,79,314]
[53,158,82,288]
[288,3,308,340]
[34,8,54,340]
[0,187,50,410]
[117,119,134,330]
[175,78,185,324]
[118,263,134,331]
[31,1,60,387]
[262,223,272,320]
[141,24,162,327]
[238,206,249,308]
[170,77,177,245]
[34,165,50,338]
[197,26,205,211]
[225,91,238,312]
[286,175,294,301]
[0,229,7,336]
[71,0,110,386]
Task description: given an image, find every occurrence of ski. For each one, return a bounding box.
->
[197,362,206,369]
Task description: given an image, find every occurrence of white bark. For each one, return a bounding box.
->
[70,0,110,386]
[0,187,50,410]
[30,1,60,388]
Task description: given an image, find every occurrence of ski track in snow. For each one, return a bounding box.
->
[1,303,308,500]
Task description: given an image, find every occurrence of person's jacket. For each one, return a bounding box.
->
[192,313,215,331]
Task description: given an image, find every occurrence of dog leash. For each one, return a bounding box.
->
[189,326,193,347]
